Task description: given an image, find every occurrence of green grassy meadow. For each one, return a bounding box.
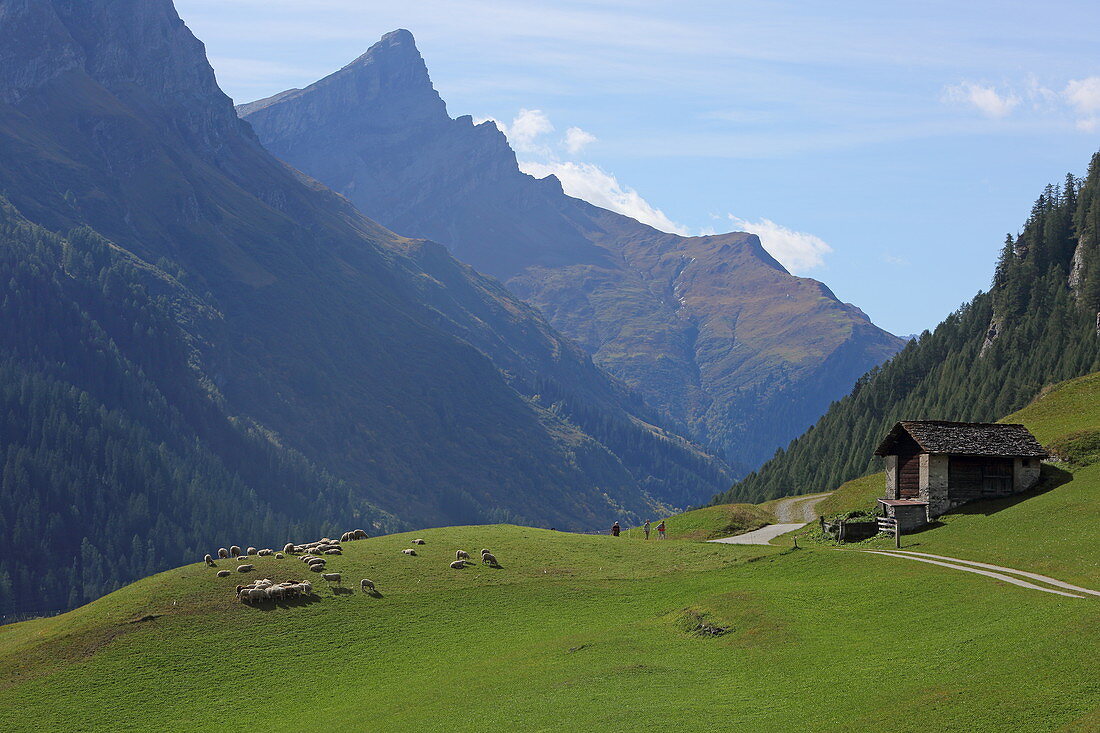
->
[2,373,1100,731]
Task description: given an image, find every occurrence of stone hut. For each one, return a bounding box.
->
[874,421,1047,529]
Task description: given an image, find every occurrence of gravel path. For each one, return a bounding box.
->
[863,549,1100,599]
[708,492,833,545]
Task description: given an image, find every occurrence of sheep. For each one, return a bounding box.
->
[360,579,375,593]
[246,546,256,556]
[248,588,268,602]
[340,532,351,543]
[307,558,326,566]
[275,553,285,559]
[218,548,229,559]
[456,550,470,560]
[216,570,230,578]
[481,553,498,566]
[236,564,254,573]
[300,581,313,595]
[230,545,241,557]
[284,543,295,554]
[480,549,491,556]
[323,548,342,555]
[321,572,342,585]
[258,549,272,556]
[450,560,467,569]
[412,538,426,545]
[402,549,417,556]
[309,564,324,572]
[354,529,368,540]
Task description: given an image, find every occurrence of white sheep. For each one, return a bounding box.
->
[412,538,426,545]
[360,579,375,592]
[482,553,498,566]
[275,553,285,559]
[258,549,272,556]
[230,545,241,557]
[323,549,341,555]
[246,546,256,556]
[480,549,491,556]
[248,588,268,602]
[450,560,467,569]
[236,564,254,573]
[284,543,295,554]
[353,529,368,540]
[309,564,324,573]
[340,532,351,543]
[456,550,470,560]
[321,573,342,585]
[402,549,417,556]
[218,548,229,559]
[216,570,230,578]
[300,581,313,595]
[204,554,216,566]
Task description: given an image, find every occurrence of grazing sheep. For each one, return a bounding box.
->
[307,558,326,566]
[324,548,341,555]
[321,573,342,585]
[218,548,229,559]
[456,550,470,560]
[300,581,313,595]
[309,564,324,572]
[246,546,256,556]
[480,549,491,556]
[284,543,295,554]
[216,570,230,578]
[450,560,466,569]
[412,538,425,545]
[248,588,268,602]
[236,564,254,573]
[402,549,417,556]
[258,549,272,556]
[482,553,498,566]
[204,554,216,566]
[360,579,375,592]
[355,529,368,539]
[340,532,351,543]
[230,545,241,557]
[275,553,285,559]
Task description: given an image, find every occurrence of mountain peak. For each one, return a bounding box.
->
[346,28,422,71]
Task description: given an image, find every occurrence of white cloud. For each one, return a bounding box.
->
[726,215,832,273]
[521,161,688,235]
[502,108,554,153]
[1064,77,1100,113]
[1064,77,1100,131]
[942,82,1020,118]
[563,126,597,154]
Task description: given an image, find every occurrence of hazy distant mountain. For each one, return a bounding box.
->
[239,30,905,470]
[0,1,729,615]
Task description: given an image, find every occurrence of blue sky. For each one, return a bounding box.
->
[175,0,1100,336]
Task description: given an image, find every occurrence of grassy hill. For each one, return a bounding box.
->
[2,372,1099,730]
[786,370,1100,585]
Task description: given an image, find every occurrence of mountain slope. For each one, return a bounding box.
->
[0,0,730,614]
[717,157,1100,503]
[237,30,905,470]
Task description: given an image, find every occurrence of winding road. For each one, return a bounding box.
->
[708,492,832,545]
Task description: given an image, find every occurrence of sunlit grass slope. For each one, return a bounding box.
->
[655,502,774,541]
[1,518,1097,731]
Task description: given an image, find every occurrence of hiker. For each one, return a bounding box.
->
[656,520,666,540]
[643,520,651,540]
[611,521,621,537]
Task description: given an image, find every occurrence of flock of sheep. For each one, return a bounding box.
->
[202,530,500,608]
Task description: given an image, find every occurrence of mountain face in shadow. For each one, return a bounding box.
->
[239,30,905,471]
[0,1,731,614]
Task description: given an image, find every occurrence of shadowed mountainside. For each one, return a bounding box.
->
[239,30,905,470]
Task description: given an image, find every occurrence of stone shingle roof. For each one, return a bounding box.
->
[874,421,1048,458]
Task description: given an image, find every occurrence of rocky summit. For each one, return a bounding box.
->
[240,30,905,471]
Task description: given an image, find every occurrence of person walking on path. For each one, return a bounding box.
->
[643,520,651,540]
[611,521,621,537]
[656,521,666,540]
